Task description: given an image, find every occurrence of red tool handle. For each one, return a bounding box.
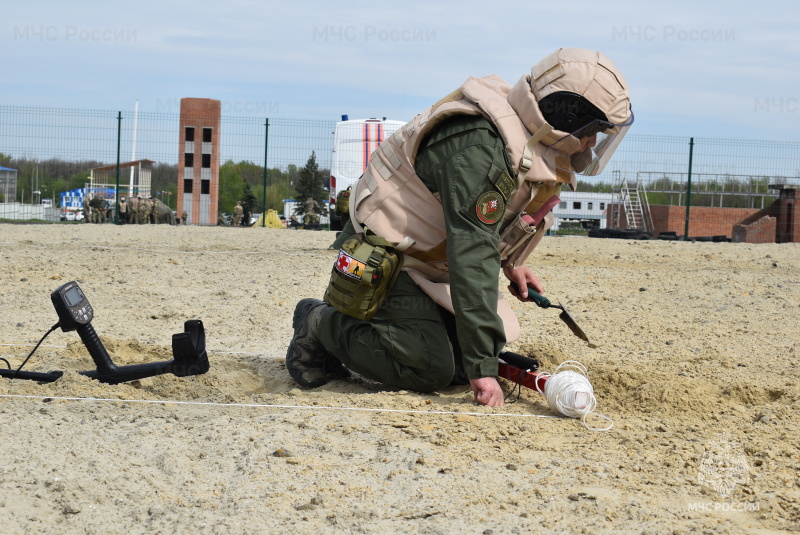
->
[497,361,549,392]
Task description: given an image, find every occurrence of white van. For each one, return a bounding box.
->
[328,116,405,230]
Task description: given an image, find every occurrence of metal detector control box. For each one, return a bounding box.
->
[51,281,94,331]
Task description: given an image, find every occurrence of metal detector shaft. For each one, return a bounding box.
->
[73,320,209,385]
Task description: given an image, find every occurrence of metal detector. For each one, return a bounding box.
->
[0,281,209,384]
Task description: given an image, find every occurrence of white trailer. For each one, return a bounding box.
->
[551,191,614,231]
[328,116,405,230]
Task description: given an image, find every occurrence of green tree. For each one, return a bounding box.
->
[294,151,325,203]
[151,163,178,200]
[287,164,299,188]
[67,171,91,192]
[263,167,296,212]
[219,160,245,214]
[242,183,257,212]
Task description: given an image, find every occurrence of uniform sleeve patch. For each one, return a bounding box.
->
[476,191,505,225]
[491,169,516,201]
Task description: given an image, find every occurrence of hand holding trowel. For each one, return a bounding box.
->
[509,281,590,343]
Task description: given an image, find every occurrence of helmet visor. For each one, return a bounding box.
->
[549,111,634,177]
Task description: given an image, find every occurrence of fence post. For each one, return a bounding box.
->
[260,118,269,227]
[684,137,694,239]
[114,111,122,224]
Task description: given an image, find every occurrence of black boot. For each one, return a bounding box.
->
[286,298,334,387]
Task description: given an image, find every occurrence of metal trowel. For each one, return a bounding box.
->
[510,282,590,343]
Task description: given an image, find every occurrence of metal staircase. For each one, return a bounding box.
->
[613,172,653,233]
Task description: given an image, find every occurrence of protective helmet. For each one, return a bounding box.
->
[538,48,632,175]
[508,48,633,176]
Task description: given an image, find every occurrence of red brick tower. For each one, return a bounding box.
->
[177,98,221,225]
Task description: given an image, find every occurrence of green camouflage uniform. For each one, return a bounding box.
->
[232,202,244,226]
[302,198,320,227]
[89,195,105,224]
[137,198,148,224]
[320,115,511,391]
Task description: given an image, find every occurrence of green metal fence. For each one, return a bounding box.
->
[0,106,335,223]
[1,105,798,239]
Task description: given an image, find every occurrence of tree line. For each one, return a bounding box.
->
[4,151,770,213]
[0,152,329,215]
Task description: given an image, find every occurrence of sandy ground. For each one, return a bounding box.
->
[0,222,797,535]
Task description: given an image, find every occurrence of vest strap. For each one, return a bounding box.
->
[518,124,553,184]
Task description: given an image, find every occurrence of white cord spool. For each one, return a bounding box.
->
[536,361,613,431]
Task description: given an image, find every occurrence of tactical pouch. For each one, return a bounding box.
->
[335,187,351,214]
[498,195,561,268]
[324,231,403,321]
[498,212,539,261]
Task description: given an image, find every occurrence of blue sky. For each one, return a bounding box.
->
[3,0,799,141]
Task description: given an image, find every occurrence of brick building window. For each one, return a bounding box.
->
[183,179,192,193]
[185,127,195,142]
[201,180,210,194]
[202,154,211,168]
[184,153,194,167]
[203,128,212,143]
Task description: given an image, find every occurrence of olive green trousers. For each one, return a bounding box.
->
[317,272,461,393]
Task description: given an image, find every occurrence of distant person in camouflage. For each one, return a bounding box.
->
[182,210,188,225]
[89,195,106,224]
[242,201,251,227]
[232,201,244,227]
[119,197,128,224]
[301,196,321,229]
[128,196,139,224]
[137,196,148,224]
[82,196,91,223]
[150,197,158,224]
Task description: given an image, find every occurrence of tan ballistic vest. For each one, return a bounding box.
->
[346,76,583,342]
[350,75,578,270]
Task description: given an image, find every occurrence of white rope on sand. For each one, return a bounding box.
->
[0,351,606,425]
[0,394,565,420]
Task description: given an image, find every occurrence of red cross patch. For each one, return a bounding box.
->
[334,250,366,280]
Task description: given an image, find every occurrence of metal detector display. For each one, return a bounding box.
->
[51,281,94,331]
